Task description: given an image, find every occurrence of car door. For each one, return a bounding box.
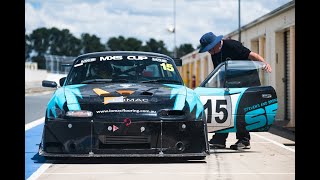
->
[194,60,278,133]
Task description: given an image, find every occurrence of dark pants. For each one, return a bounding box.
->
[212,132,251,144]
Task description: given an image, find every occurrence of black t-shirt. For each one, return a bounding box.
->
[211,39,251,68]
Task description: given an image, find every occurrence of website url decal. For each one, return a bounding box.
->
[96,109,156,114]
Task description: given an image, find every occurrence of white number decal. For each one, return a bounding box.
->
[201,96,232,127]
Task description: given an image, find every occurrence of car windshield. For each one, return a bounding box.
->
[65,54,183,85]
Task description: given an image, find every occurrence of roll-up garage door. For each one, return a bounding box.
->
[284,30,291,121]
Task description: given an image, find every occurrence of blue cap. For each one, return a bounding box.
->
[199,32,223,53]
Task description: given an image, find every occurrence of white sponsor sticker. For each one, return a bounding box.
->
[127,56,148,60]
[100,56,123,61]
[152,57,167,63]
[74,58,96,67]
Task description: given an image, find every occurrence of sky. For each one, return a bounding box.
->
[25,0,293,51]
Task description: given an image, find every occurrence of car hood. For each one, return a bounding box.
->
[64,83,186,104]
[47,83,204,120]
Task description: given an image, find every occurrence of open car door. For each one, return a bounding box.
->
[194,60,278,133]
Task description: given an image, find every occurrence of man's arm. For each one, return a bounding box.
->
[248,52,272,73]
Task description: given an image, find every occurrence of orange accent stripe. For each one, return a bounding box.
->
[93,88,110,96]
[116,90,135,95]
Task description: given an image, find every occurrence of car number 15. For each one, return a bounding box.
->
[200,96,233,128]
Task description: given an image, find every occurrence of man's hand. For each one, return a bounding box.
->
[248,52,272,73]
[262,62,272,73]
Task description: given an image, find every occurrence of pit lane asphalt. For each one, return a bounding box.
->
[28,132,294,180]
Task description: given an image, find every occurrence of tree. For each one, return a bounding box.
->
[106,36,125,50]
[81,33,105,53]
[126,37,143,51]
[28,27,83,69]
[28,27,51,69]
[176,43,195,57]
[26,27,191,70]
[141,38,170,56]
[49,28,81,56]
[25,33,31,61]
[106,36,142,51]
[29,27,51,56]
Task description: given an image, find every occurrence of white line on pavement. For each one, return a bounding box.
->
[251,132,295,153]
[43,172,295,175]
[25,117,45,131]
[27,163,52,180]
[26,117,51,180]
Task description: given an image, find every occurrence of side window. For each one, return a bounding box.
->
[204,64,225,88]
[226,70,260,88]
[225,61,261,88]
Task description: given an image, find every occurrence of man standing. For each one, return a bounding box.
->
[198,32,272,150]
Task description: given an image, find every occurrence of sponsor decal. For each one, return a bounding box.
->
[74,58,96,67]
[103,97,149,104]
[124,98,148,103]
[244,98,278,131]
[96,109,156,114]
[127,56,148,60]
[104,97,124,104]
[152,57,167,63]
[93,88,146,104]
[123,118,132,127]
[99,56,148,61]
[112,125,119,132]
[243,98,277,113]
[100,56,123,61]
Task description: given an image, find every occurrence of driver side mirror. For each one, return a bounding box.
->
[42,80,57,88]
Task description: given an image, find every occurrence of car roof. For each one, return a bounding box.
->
[75,51,172,60]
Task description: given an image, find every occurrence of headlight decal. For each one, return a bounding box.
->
[165,84,186,99]
[165,84,204,119]
[195,98,204,119]
[47,88,65,118]
[65,85,85,110]
[186,89,197,112]
[185,88,204,119]
[47,85,85,119]
[165,84,186,110]
[173,94,185,110]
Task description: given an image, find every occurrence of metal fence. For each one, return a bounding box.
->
[44,55,76,74]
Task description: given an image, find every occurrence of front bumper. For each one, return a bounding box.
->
[39,120,209,158]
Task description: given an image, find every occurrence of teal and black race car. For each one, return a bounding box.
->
[39,51,209,160]
[39,51,278,160]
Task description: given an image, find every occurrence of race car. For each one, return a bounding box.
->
[39,51,278,160]
[194,60,278,133]
[39,51,209,160]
